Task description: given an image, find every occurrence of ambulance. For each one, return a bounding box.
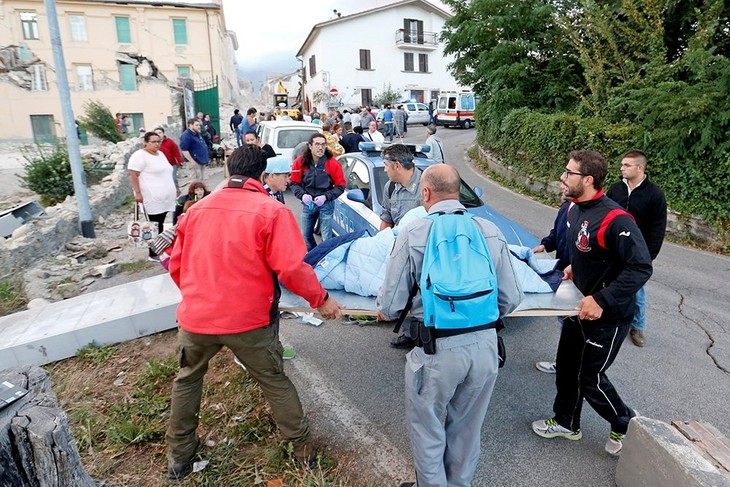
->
[434,90,477,128]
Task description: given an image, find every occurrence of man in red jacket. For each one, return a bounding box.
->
[166,145,342,481]
[154,127,183,194]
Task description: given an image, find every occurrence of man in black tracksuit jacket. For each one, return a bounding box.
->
[606,149,667,347]
[532,150,653,456]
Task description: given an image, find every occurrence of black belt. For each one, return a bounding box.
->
[431,321,499,339]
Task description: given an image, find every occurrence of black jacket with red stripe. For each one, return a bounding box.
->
[567,191,653,327]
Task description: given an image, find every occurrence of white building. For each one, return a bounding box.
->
[296,0,462,111]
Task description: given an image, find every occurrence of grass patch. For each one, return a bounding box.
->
[77,341,116,366]
[48,331,363,486]
[0,278,28,317]
[120,259,153,273]
[118,194,135,208]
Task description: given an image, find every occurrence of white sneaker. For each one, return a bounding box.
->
[532,418,582,440]
[535,361,557,374]
[606,431,624,455]
[233,356,246,371]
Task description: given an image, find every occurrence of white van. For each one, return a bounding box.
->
[256,121,322,160]
[435,91,477,129]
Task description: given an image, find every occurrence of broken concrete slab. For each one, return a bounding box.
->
[616,416,730,487]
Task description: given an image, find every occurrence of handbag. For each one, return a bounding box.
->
[149,225,177,256]
[127,203,158,247]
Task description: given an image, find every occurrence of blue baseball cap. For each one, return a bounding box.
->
[266,156,291,174]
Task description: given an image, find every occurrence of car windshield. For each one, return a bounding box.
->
[276,129,318,149]
[372,165,483,209]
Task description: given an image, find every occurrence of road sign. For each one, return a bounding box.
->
[329,88,339,97]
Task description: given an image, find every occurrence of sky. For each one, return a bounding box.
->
[220,0,448,88]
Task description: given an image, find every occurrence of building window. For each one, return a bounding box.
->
[361,88,372,107]
[302,66,307,83]
[404,53,414,72]
[31,65,47,91]
[403,18,424,44]
[30,115,56,144]
[309,55,316,76]
[76,65,93,91]
[418,54,429,73]
[172,19,188,45]
[359,49,371,70]
[177,66,191,78]
[430,90,439,102]
[21,12,39,40]
[69,15,87,42]
[115,16,131,43]
[119,63,137,91]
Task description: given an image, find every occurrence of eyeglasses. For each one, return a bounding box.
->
[148,140,162,144]
[562,168,586,178]
[311,142,327,148]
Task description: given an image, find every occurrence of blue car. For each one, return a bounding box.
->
[332,143,539,247]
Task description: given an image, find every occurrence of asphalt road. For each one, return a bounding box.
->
[212,130,730,486]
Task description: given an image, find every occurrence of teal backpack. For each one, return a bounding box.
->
[420,211,499,329]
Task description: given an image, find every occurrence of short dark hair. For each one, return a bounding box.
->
[143,131,158,142]
[227,144,266,179]
[344,121,352,130]
[244,130,258,137]
[570,150,607,190]
[383,144,414,170]
[622,149,648,167]
[154,127,165,134]
[234,108,240,115]
[246,107,257,115]
[353,126,364,134]
[426,124,437,135]
[187,118,198,126]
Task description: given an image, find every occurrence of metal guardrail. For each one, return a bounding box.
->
[395,29,439,47]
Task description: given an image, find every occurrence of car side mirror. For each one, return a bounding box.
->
[347,189,367,203]
[473,187,484,198]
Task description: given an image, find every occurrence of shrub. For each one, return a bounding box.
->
[19,143,77,206]
[0,278,27,317]
[78,100,122,143]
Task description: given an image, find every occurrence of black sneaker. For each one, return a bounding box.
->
[399,483,415,487]
[167,462,193,482]
[390,334,415,350]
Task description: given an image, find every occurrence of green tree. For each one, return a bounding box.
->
[373,83,402,107]
[441,0,584,122]
[79,100,122,143]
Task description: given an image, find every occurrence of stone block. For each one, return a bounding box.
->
[616,417,730,487]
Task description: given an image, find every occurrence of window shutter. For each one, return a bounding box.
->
[119,64,137,91]
[115,17,131,43]
[173,19,188,45]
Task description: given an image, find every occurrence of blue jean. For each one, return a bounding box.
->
[632,285,646,331]
[384,122,394,141]
[235,127,242,147]
[301,200,334,251]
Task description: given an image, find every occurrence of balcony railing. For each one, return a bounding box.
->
[395,29,438,49]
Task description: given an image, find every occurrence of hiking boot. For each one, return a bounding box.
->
[535,361,556,374]
[282,346,296,360]
[532,418,582,440]
[629,329,645,347]
[605,430,625,455]
[390,334,415,350]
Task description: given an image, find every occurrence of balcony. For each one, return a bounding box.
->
[395,29,438,50]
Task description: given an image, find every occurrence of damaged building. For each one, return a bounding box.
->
[0,0,239,142]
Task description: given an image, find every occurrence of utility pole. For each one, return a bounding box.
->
[44,0,95,237]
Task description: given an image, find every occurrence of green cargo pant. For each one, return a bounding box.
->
[165,325,311,466]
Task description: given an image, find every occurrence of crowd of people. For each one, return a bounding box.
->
[125,105,666,486]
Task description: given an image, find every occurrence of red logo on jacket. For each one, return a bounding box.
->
[576,220,592,252]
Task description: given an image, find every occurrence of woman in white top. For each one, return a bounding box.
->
[128,131,177,260]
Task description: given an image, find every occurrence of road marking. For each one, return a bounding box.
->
[283,349,411,480]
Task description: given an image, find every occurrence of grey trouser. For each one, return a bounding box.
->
[166,325,311,466]
[405,328,499,487]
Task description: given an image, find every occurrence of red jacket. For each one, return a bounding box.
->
[159,137,183,166]
[289,155,346,201]
[169,177,327,334]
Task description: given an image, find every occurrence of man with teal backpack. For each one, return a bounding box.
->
[377,164,523,487]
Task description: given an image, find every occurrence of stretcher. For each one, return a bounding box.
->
[279,279,583,318]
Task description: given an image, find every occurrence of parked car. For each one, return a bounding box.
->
[256,120,322,160]
[332,142,539,247]
[401,101,431,125]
